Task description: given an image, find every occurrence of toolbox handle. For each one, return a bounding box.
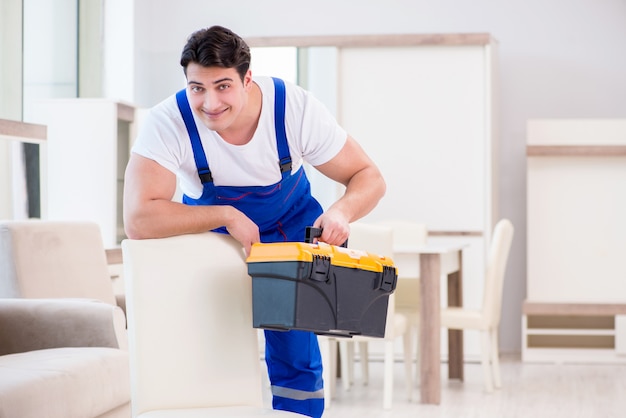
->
[304,226,323,243]
[305,226,348,247]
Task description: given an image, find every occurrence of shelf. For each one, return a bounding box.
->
[0,119,47,143]
[105,248,123,265]
[526,145,626,156]
[522,301,626,363]
[526,329,615,337]
[522,302,626,316]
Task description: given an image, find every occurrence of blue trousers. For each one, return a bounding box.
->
[264,329,325,417]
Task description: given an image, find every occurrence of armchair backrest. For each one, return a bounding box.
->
[122,232,264,416]
[0,220,116,305]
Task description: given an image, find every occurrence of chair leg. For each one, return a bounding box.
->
[413,326,420,387]
[490,329,502,389]
[318,336,336,407]
[339,340,354,391]
[328,338,337,402]
[402,332,413,401]
[382,340,394,410]
[358,341,369,386]
[480,330,494,393]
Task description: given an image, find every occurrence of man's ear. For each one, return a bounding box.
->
[244,70,253,90]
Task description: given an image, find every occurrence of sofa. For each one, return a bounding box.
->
[0,298,130,418]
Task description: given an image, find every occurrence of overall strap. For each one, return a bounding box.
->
[272,77,292,175]
[176,89,213,183]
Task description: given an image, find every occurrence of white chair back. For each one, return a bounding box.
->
[347,223,396,336]
[482,219,515,327]
[123,232,270,416]
[348,222,395,257]
[375,220,427,309]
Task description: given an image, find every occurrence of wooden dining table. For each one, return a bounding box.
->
[395,243,467,404]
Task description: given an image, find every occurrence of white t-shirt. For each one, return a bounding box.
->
[131,76,347,199]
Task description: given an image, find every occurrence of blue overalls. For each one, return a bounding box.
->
[176,78,325,417]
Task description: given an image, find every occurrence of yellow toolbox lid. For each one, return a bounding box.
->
[246,241,396,274]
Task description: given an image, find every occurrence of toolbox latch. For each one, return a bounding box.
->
[309,255,331,282]
[378,265,397,292]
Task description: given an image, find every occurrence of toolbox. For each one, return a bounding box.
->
[246,231,398,338]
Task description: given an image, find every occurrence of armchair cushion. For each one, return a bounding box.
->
[0,298,130,418]
[0,347,130,418]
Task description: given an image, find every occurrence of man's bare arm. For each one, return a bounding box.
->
[123,153,260,254]
[312,135,386,245]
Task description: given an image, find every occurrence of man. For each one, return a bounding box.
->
[123,25,385,417]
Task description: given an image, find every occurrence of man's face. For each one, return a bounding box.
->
[185,63,251,133]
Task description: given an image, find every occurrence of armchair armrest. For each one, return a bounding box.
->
[0,298,127,356]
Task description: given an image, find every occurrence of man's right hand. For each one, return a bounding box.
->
[223,207,260,257]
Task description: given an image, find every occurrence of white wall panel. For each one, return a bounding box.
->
[338,46,489,231]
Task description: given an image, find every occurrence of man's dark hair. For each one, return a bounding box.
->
[180,25,251,81]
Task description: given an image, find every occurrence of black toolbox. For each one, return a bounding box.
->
[246,233,398,337]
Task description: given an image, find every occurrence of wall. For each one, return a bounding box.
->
[126,0,626,353]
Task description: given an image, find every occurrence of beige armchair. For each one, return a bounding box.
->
[0,220,131,417]
[0,298,130,418]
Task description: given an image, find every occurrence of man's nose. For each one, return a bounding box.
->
[203,90,220,110]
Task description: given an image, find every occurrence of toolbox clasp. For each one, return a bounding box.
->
[309,255,331,282]
[378,265,397,292]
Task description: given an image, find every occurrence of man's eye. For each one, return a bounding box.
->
[218,84,230,91]
[191,86,203,93]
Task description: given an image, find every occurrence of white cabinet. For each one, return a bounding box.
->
[30,99,135,247]
[334,37,498,359]
[524,119,626,363]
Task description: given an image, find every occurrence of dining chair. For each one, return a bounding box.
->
[376,220,428,384]
[327,222,413,410]
[122,231,297,417]
[341,220,427,394]
[440,218,514,392]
